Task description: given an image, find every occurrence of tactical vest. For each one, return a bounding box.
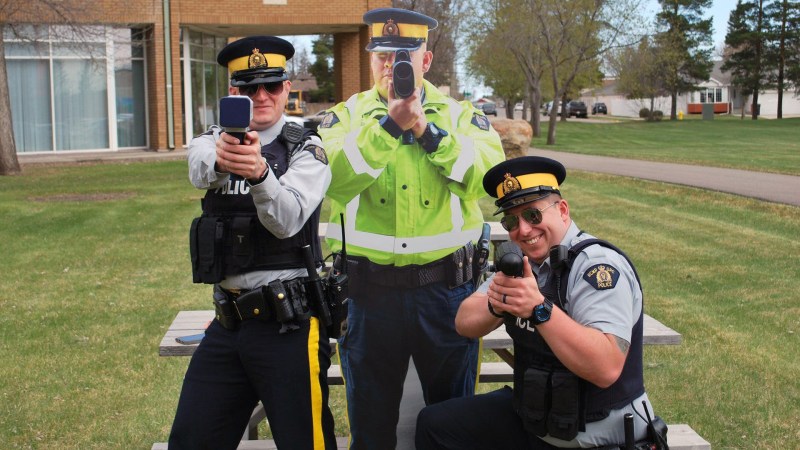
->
[190,128,322,284]
[506,238,645,441]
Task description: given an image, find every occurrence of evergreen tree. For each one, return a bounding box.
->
[654,0,715,120]
[764,0,800,117]
[308,35,334,103]
[721,0,772,119]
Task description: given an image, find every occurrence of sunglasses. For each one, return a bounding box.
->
[500,201,560,232]
[238,82,285,97]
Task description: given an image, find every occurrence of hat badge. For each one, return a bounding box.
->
[248,48,267,69]
[502,173,522,196]
[383,19,399,37]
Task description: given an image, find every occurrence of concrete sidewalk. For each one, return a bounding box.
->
[18,147,800,207]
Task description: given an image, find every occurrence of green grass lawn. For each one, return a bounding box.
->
[1,160,798,448]
[533,115,800,176]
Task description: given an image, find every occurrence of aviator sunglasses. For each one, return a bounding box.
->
[238,82,286,97]
[500,201,560,232]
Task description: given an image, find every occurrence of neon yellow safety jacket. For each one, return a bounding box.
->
[319,80,505,267]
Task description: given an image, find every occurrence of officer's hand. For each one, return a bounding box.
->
[387,82,424,131]
[216,130,266,180]
[489,256,545,318]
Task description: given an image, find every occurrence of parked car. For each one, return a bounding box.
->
[566,100,588,118]
[541,100,562,116]
[592,102,608,115]
[514,102,524,111]
[480,102,497,116]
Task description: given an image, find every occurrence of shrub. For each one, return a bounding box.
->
[652,110,664,121]
[639,107,650,119]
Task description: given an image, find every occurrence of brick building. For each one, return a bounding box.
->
[3,0,389,154]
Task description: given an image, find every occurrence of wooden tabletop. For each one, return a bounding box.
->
[160,310,681,357]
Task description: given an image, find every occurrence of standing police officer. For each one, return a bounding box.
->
[169,36,336,450]
[416,156,657,449]
[318,7,505,450]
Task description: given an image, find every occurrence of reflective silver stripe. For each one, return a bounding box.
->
[342,94,384,178]
[325,194,479,254]
[445,98,475,183]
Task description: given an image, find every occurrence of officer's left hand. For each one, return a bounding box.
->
[489,256,546,319]
[216,130,267,180]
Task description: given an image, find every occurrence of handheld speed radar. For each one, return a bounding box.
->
[219,95,253,143]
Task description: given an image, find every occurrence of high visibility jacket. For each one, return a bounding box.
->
[319,80,505,266]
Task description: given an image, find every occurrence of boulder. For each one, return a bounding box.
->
[490,118,532,160]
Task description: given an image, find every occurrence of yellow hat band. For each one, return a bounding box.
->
[496,173,559,199]
[227,53,287,75]
[371,23,428,40]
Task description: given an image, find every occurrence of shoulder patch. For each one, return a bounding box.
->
[305,144,328,165]
[319,112,339,129]
[582,264,619,290]
[471,113,490,131]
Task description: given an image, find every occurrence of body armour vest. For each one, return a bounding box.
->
[197,129,322,278]
[505,238,645,440]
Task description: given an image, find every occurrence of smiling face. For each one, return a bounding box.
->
[230,80,291,131]
[369,44,432,98]
[505,195,571,264]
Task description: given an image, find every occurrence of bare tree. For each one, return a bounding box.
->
[1,0,94,175]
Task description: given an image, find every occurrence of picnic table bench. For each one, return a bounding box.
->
[155,222,709,449]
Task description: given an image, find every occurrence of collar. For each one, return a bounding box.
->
[257,115,286,144]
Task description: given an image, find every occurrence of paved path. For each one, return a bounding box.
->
[531,149,800,207]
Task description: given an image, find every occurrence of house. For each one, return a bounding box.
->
[581,61,800,118]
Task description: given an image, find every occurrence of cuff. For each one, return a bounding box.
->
[379,115,404,139]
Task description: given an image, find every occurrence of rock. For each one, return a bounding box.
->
[490,118,532,160]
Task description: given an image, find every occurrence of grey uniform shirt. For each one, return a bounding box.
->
[480,221,653,447]
[187,116,331,291]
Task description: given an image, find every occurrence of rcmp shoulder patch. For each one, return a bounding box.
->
[319,112,339,129]
[305,144,328,165]
[471,113,490,131]
[583,264,619,290]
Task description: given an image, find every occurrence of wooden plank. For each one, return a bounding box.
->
[160,311,680,357]
[667,424,711,450]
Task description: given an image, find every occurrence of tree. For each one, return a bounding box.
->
[308,35,334,102]
[721,0,772,119]
[396,0,468,92]
[764,0,800,118]
[1,0,92,176]
[532,0,643,144]
[654,0,715,120]
[609,36,669,120]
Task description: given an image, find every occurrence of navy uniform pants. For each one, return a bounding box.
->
[338,279,479,450]
[168,316,337,450]
[416,386,556,450]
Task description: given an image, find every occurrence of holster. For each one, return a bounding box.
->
[517,367,583,441]
[190,216,226,284]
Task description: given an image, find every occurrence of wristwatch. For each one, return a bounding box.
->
[531,298,553,325]
[417,122,447,153]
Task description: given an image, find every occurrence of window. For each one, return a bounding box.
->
[5,25,148,153]
[698,87,722,104]
[181,30,229,139]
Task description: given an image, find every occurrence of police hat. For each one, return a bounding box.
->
[483,156,567,215]
[363,8,438,52]
[217,36,294,87]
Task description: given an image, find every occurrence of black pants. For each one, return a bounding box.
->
[168,317,337,450]
[416,386,557,450]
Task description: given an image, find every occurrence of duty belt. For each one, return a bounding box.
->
[347,242,476,289]
[212,279,310,330]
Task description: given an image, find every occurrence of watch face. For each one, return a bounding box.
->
[534,302,552,323]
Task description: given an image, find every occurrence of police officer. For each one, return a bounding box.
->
[317,7,505,449]
[415,156,657,449]
[169,36,336,450]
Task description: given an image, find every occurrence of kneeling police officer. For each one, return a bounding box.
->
[169,35,337,450]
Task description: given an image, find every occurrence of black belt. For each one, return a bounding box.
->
[213,278,310,330]
[347,242,475,289]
